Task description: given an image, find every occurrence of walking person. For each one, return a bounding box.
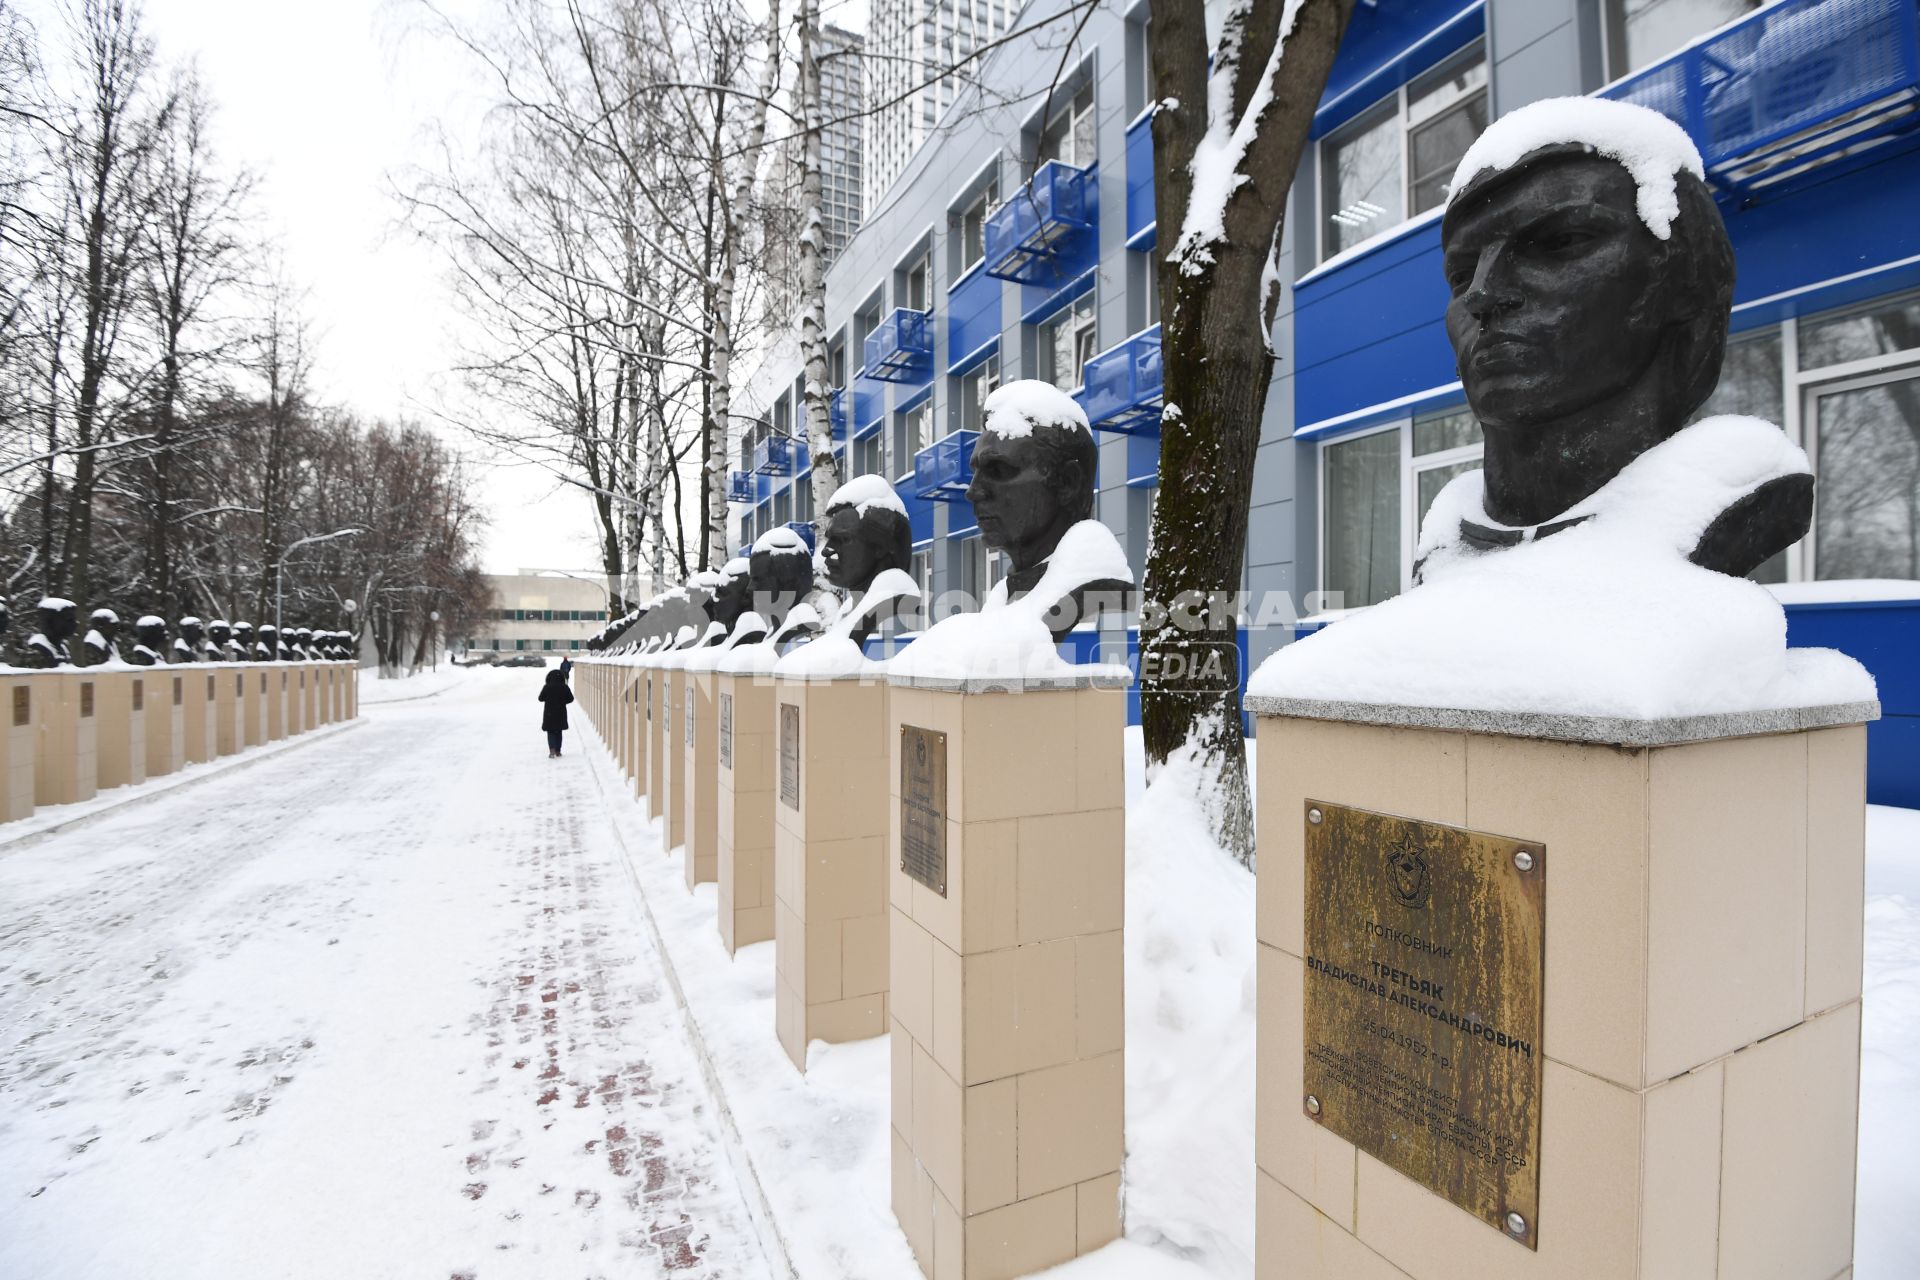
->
[539,667,574,758]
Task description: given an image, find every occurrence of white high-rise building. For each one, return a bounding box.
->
[765,23,866,325]
[867,0,1016,213]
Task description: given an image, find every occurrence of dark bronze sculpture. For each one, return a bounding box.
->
[23,598,75,668]
[228,621,252,661]
[748,527,816,643]
[82,608,119,665]
[820,479,918,646]
[176,617,206,662]
[1436,125,1810,577]
[255,624,278,661]
[129,616,167,666]
[963,383,1134,641]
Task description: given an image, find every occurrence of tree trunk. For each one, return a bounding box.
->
[797,0,841,521]
[1140,0,1355,865]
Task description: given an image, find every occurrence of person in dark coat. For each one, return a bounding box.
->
[539,668,574,758]
[558,656,573,679]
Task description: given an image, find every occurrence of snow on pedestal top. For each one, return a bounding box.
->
[1448,96,1704,239]
[1249,416,1876,728]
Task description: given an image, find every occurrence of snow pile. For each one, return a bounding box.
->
[1861,804,1920,1276]
[1110,735,1258,1275]
[1448,96,1704,239]
[825,474,907,517]
[1253,416,1874,720]
[39,597,74,610]
[771,634,869,680]
[889,521,1132,685]
[1768,579,1920,606]
[981,379,1093,439]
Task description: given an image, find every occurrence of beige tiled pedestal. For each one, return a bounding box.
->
[214,668,246,756]
[1,674,38,821]
[344,663,358,720]
[628,669,648,802]
[242,667,268,747]
[1251,702,1876,1280]
[34,672,98,806]
[647,665,667,821]
[144,670,185,779]
[661,666,685,850]
[301,663,319,730]
[95,670,148,790]
[265,666,288,741]
[183,669,217,763]
[682,665,720,890]
[887,678,1126,1280]
[716,672,776,956]
[772,676,892,1069]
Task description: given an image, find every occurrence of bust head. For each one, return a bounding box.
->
[180,616,205,650]
[821,477,912,594]
[965,381,1099,574]
[749,528,815,628]
[137,616,168,651]
[707,560,753,636]
[1440,100,1734,526]
[39,598,76,643]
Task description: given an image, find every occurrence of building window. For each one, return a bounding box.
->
[1040,293,1097,392]
[1321,45,1487,258]
[1322,428,1402,609]
[855,431,883,477]
[904,250,931,312]
[959,535,1007,606]
[1603,0,1765,80]
[959,353,1001,432]
[959,177,999,273]
[911,549,933,603]
[1038,84,1096,169]
[894,402,932,478]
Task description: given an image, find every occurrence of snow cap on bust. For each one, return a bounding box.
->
[90,607,117,622]
[826,473,907,517]
[137,615,164,628]
[1447,97,1704,240]
[752,526,810,556]
[982,379,1092,441]
[722,556,750,577]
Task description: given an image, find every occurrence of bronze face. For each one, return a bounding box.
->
[1443,156,1668,431]
[821,505,883,593]
[964,431,1086,574]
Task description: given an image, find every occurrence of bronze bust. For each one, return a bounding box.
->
[819,477,919,647]
[1427,99,1811,580]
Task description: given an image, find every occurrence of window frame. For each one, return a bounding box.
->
[1038,290,1098,393]
[1317,41,1487,265]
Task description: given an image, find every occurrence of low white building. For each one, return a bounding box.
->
[468,571,613,655]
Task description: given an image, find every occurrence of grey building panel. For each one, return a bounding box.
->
[1489,0,1584,118]
[1247,500,1293,570]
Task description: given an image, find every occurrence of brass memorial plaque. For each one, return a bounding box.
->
[12,685,29,727]
[646,678,652,722]
[80,682,94,717]
[685,691,695,747]
[132,680,144,712]
[174,677,183,706]
[1302,800,1546,1248]
[719,692,733,769]
[899,726,947,896]
[779,703,800,809]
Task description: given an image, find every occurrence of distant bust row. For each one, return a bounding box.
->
[10,599,350,668]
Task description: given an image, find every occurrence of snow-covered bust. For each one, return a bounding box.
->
[818,475,919,647]
[1249,98,1874,722]
[1422,96,1808,581]
[886,382,1133,687]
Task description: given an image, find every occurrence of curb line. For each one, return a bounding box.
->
[581,728,802,1280]
[0,718,368,855]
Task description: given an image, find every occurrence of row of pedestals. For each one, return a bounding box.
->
[575,658,1871,1280]
[579,658,1126,1280]
[0,662,359,824]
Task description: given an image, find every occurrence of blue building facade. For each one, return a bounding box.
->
[734,0,1920,804]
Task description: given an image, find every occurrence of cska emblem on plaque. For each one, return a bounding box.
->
[1386,832,1432,910]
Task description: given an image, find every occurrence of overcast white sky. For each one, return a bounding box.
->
[22,0,618,575]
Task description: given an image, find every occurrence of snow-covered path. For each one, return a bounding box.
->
[0,670,771,1280]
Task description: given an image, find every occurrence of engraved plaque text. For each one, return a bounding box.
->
[779,703,800,809]
[719,692,733,769]
[899,726,947,896]
[1303,800,1545,1248]
[12,686,29,727]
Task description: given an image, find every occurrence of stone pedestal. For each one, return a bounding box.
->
[265,666,288,741]
[301,663,319,730]
[34,672,97,806]
[242,666,268,747]
[647,666,666,821]
[214,668,245,756]
[95,671,148,790]
[1251,699,1876,1280]
[0,674,37,822]
[715,672,776,955]
[183,669,217,764]
[887,679,1126,1280]
[682,666,719,890]
[315,666,334,726]
[345,663,358,720]
[628,668,647,802]
[772,676,891,1069]
[144,671,185,779]
[662,668,686,851]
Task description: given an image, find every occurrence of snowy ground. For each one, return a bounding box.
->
[0,668,769,1279]
[1,669,1914,1278]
